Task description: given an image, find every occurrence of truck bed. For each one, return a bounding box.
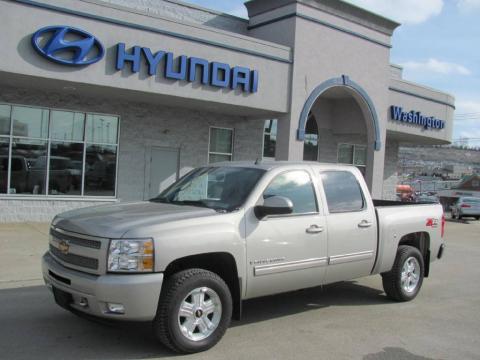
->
[371,200,444,275]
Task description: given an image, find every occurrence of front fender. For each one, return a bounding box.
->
[124,211,247,293]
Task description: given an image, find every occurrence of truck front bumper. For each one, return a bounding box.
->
[42,252,163,321]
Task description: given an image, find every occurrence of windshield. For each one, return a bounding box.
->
[151,166,266,212]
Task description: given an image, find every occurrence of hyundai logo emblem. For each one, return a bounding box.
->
[31,25,104,66]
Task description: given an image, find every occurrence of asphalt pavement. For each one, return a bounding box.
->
[0,218,479,360]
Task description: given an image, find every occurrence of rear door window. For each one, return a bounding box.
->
[320,171,365,213]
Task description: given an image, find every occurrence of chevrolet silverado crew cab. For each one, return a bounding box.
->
[42,162,446,353]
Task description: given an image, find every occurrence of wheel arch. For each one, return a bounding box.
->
[163,252,242,320]
[398,232,431,277]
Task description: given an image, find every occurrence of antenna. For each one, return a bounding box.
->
[254,158,261,165]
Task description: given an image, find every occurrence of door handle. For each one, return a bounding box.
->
[306,225,324,234]
[358,220,373,228]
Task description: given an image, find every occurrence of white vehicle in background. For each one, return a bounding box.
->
[416,193,439,204]
[451,197,480,220]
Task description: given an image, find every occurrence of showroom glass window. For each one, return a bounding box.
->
[337,143,367,176]
[0,103,119,197]
[0,104,11,194]
[263,119,277,159]
[303,114,319,161]
[209,127,234,163]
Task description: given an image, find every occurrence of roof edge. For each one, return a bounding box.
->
[245,0,400,35]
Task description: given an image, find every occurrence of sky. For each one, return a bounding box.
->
[184,0,480,146]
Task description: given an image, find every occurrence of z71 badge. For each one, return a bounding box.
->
[426,218,439,228]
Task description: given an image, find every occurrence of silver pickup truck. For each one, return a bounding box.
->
[42,161,446,353]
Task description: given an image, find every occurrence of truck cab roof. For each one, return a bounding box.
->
[209,160,359,172]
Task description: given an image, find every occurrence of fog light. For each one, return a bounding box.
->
[79,297,88,308]
[106,303,125,314]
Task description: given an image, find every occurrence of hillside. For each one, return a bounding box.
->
[398,146,480,176]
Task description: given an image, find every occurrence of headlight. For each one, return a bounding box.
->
[107,239,154,272]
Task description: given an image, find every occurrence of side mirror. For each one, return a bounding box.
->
[254,196,294,219]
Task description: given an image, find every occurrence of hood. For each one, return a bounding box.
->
[52,201,217,238]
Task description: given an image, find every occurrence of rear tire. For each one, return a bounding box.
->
[153,269,232,354]
[382,245,424,302]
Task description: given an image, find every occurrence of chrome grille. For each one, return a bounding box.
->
[50,228,101,249]
[49,244,99,270]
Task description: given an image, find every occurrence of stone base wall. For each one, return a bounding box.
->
[0,199,112,223]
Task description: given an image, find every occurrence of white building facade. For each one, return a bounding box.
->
[0,0,455,221]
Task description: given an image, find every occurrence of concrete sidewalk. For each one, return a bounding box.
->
[0,222,49,289]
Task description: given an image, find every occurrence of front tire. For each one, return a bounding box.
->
[153,269,232,354]
[382,245,424,302]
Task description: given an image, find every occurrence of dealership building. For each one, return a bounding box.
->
[0,0,455,221]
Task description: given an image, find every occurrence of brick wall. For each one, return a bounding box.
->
[0,200,108,222]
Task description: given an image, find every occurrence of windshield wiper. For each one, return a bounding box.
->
[149,197,170,203]
[169,200,210,208]
[150,198,225,212]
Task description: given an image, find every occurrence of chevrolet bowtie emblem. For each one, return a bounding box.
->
[58,240,70,255]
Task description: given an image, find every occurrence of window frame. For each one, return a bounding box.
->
[0,101,120,201]
[337,143,367,168]
[259,169,319,217]
[319,170,367,214]
[262,119,277,160]
[208,126,234,163]
[0,104,13,194]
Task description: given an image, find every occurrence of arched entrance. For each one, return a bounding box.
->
[298,76,381,189]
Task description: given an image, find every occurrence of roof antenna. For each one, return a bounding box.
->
[255,158,261,165]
